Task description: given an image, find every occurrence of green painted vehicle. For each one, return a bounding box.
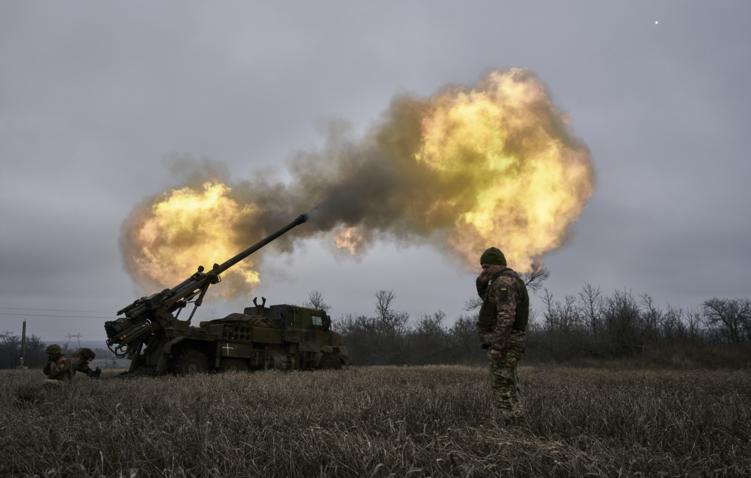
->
[105,213,349,374]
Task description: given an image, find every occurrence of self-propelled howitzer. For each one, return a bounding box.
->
[105,213,350,374]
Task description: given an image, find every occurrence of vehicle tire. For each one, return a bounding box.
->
[172,349,209,375]
[222,358,248,372]
[318,353,343,370]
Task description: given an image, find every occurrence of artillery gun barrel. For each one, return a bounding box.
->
[216,213,308,274]
[107,213,310,357]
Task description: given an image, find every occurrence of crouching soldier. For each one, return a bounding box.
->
[43,345,101,382]
[43,344,71,382]
[70,347,101,378]
[476,247,530,426]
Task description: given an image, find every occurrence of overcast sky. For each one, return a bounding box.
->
[1,1,749,341]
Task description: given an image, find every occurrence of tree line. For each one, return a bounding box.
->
[2,285,748,369]
[319,286,751,368]
[0,332,47,368]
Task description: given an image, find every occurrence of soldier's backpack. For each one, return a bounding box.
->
[477,268,530,332]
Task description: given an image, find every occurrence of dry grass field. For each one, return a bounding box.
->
[1,365,750,477]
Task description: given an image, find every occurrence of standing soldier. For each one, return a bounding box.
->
[476,247,530,425]
[43,345,101,382]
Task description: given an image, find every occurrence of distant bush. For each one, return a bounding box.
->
[335,291,485,366]
[0,332,46,369]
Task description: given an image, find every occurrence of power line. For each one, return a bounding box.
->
[0,311,113,319]
[66,333,82,348]
[0,305,113,314]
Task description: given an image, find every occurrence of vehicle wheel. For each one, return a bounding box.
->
[222,358,248,372]
[318,353,343,370]
[172,349,209,375]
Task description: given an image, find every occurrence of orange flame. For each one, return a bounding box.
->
[126,182,260,293]
[334,226,366,255]
[417,69,593,271]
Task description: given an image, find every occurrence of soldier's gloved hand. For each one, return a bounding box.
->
[477,270,491,286]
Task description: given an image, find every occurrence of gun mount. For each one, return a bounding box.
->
[105,213,349,374]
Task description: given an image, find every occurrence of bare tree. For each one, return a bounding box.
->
[685,309,703,340]
[464,296,483,311]
[702,298,751,344]
[375,290,408,335]
[602,290,643,354]
[522,263,550,292]
[640,294,663,340]
[661,305,686,340]
[578,283,602,335]
[415,310,446,336]
[542,289,580,331]
[375,290,395,320]
[304,290,330,311]
[542,289,556,328]
[450,315,482,356]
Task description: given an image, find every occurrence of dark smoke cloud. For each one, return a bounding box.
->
[190,94,465,258]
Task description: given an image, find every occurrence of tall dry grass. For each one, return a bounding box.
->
[1,365,749,477]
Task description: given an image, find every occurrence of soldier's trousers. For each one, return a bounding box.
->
[489,353,523,422]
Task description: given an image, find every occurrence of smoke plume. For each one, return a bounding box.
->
[121,69,594,293]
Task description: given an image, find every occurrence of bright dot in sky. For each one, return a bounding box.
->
[654,20,660,25]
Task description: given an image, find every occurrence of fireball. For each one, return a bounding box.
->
[121,69,593,293]
[416,69,593,271]
[124,182,260,293]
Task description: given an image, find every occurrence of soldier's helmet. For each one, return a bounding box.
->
[46,344,63,357]
[480,247,507,266]
[77,348,96,361]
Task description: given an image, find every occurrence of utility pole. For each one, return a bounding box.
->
[65,332,82,350]
[19,320,27,369]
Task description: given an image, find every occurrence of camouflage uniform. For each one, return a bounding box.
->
[43,345,100,382]
[44,357,74,381]
[477,268,529,424]
[70,348,101,378]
